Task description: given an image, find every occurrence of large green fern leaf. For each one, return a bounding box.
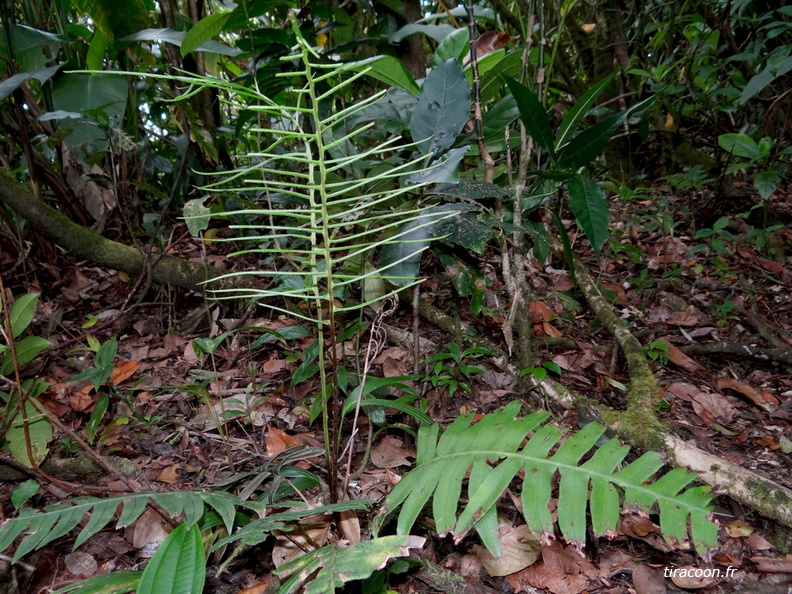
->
[373,401,718,558]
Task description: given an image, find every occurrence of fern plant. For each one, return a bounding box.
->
[373,401,718,558]
[182,15,465,499]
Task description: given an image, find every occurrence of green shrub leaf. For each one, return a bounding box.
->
[567,175,609,258]
[137,523,205,594]
[409,59,471,155]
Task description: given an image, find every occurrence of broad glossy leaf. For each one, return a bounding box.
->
[406,147,468,184]
[0,65,61,102]
[72,0,150,40]
[52,74,128,121]
[480,51,521,102]
[464,48,506,82]
[503,75,557,162]
[754,170,779,200]
[137,524,205,594]
[555,72,616,151]
[85,30,108,71]
[378,204,474,284]
[5,400,51,468]
[482,94,518,142]
[121,28,242,57]
[433,28,469,65]
[1,336,51,374]
[739,55,792,104]
[718,133,760,160]
[409,59,471,155]
[181,11,233,56]
[348,56,419,95]
[390,23,455,43]
[557,95,654,169]
[9,293,39,339]
[567,175,609,258]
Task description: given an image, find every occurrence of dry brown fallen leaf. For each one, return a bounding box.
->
[473,523,542,577]
[110,359,141,385]
[631,563,667,594]
[505,541,598,594]
[691,391,738,425]
[750,556,792,573]
[126,509,169,554]
[370,436,414,469]
[725,519,754,538]
[64,552,98,577]
[529,300,557,323]
[237,578,275,594]
[155,464,182,484]
[657,338,704,373]
[271,513,331,568]
[266,426,301,456]
[716,377,775,408]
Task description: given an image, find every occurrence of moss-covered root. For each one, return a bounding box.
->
[665,432,792,528]
[550,239,664,449]
[0,170,248,293]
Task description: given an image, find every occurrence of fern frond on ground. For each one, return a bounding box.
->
[373,401,718,558]
[0,490,258,563]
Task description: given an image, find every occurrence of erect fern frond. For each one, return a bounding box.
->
[183,16,466,323]
[372,401,718,558]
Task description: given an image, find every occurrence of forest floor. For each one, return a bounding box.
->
[1,178,791,594]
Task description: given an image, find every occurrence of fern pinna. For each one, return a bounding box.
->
[373,401,717,558]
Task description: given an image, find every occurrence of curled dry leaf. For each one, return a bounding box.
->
[668,566,719,589]
[272,513,331,568]
[473,523,542,577]
[750,556,792,573]
[716,377,775,408]
[724,520,753,538]
[126,509,169,553]
[691,391,738,425]
[657,338,704,373]
[266,426,301,456]
[110,360,141,385]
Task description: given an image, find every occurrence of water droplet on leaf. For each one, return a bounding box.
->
[428,101,440,111]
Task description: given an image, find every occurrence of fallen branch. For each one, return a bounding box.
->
[0,171,248,293]
[681,341,792,367]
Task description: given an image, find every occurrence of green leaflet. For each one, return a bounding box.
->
[137,524,205,594]
[274,535,425,594]
[373,401,717,559]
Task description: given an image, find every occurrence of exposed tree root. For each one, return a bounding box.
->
[0,171,249,293]
[416,243,792,530]
[549,243,792,528]
[681,341,792,367]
